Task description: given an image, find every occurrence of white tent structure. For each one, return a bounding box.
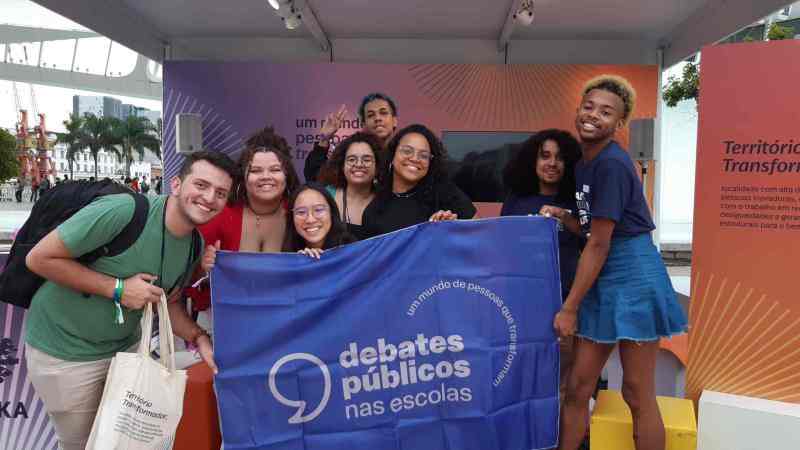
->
[27,0,795,245]
[32,0,793,67]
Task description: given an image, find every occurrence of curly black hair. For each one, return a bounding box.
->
[318,132,383,189]
[233,127,300,205]
[282,183,355,252]
[373,123,449,211]
[502,129,582,204]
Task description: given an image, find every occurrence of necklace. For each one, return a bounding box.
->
[393,189,416,198]
[247,201,281,227]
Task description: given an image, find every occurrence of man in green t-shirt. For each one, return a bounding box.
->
[23,150,237,450]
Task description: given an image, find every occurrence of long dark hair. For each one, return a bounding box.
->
[373,124,449,211]
[318,132,383,188]
[233,127,300,205]
[282,183,355,251]
[503,129,581,204]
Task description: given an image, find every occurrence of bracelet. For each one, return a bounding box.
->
[188,327,210,344]
[112,278,125,325]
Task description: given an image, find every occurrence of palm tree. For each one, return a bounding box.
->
[56,114,86,180]
[80,113,120,180]
[113,116,161,177]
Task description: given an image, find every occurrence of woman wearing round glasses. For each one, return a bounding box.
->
[362,124,476,237]
[283,183,355,258]
[318,132,382,240]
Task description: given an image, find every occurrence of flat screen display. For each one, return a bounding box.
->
[442,131,535,202]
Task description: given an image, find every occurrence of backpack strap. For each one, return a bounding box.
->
[80,193,149,263]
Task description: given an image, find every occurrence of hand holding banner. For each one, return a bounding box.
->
[213,217,562,450]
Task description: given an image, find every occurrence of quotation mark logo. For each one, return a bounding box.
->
[268,353,331,424]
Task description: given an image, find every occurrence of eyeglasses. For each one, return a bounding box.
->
[397,145,432,162]
[292,204,330,219]
[344,155,375,166]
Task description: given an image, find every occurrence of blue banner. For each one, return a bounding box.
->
[212,217,561,450]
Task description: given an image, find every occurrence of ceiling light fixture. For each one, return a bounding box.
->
[267,0,331,51]
[276,2,303,30]
[514,0,535,27]
[498,0,535,51]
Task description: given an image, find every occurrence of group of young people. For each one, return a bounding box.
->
[192,92,476,283]
[21,74,686,450]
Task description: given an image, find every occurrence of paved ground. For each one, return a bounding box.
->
[0,200,32,241]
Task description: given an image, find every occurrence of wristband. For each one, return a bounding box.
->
[188,327,210,345]
[112,278,125,325]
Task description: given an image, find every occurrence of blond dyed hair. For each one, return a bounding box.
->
[582,74,637,122]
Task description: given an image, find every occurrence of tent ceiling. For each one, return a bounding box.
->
[31,0,794,66]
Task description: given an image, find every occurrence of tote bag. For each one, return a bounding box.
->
[85,294,188,450]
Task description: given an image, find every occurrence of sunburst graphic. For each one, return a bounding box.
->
[1,305,58,450]
[686,272,800,404]
[408,64,654,140]
[162,89,244,182]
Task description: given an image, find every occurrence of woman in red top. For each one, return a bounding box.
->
[188,126,300,311]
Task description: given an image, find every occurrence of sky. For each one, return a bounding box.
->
[0,0,162,133]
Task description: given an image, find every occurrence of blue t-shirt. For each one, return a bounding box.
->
[575,141,655,237]
[501,193,581,298]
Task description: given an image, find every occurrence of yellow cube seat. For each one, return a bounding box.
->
[590,390,697,450]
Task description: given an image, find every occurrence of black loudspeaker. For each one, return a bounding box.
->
[629,118,655,161]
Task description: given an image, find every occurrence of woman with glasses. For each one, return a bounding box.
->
[283,183,355,259]
[362,124,476,237]
[318,132,382,240]
[189,126,300,311]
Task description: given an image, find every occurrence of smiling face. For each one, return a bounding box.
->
[536,139,565,192]
[392,132,431,189]
[363,99,397,141]
[292,189,332,249]
[343,142,376,187]
[246,151,287,203]
[171,160,233,226]
[575,88,626,144]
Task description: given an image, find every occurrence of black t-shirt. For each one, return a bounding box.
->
[304,142,328,182]
[362,181,477,237]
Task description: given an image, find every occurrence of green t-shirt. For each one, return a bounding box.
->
[25,194,201,361]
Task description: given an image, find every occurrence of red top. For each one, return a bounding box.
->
[198,203,245,252]
[185,204,245,311]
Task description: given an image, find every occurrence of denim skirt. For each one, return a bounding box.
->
[576,233,688,343]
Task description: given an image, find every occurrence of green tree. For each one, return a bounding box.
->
[0,128,19,183]
[112,116,161,177]
[80,113,120,180]
[56,113,86,180]
[767,23,795,40]
[662,62,699,107]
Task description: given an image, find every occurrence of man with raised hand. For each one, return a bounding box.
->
[304,92,399,182]
[23,150,237,450]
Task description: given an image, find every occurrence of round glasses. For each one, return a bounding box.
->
[344,155,375,166]
[397,145,432,162]
[293,204,330,219]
